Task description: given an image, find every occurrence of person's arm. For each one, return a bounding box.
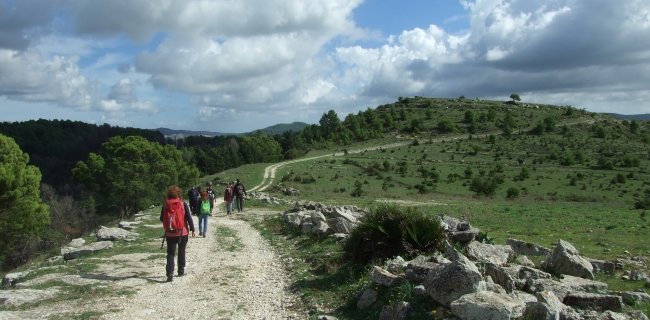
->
[184,202,196,234]
[159,205,165,222]
[243,184,247,196]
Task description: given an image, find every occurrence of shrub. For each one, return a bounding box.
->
[343,205,445,264]
[506,187,520,199]
[469,176,503,197]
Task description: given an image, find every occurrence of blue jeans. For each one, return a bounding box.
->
[236,196,244,212]
[198,214,208,235]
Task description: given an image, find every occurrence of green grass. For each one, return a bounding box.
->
[214,226,244,252]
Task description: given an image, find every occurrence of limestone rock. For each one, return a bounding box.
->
[622,291,650,304]
[301,221,313,233]
[2,272,28,287]
[96,226,138,241]
[62,241,113,260]
[515,255,536,267]
[485,264,517,293]
[559,275,608,293]
[563,293,623,312]
[327,217,356,234]
[628,310,649,320]
[522,291,564,320]
[630,270,650,282]
[507,238,552,256]
[356,288,378,309]
[311,220,331,235]
[405,261,445,284]
[371,266,402,287]
[328,233,347,241]
[450,291,525,320]
[448,228,480,243]
[379,301,410,320]
[331,207,358,224]
[465,241,513,266]
[542,240,594,279]
[68,238,86,248]
[384,256,407,274]
[599,311,630,320]
[424,251,486,306]
[311,211,327,223]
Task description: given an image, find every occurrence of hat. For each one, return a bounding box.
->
[208,181,212,186]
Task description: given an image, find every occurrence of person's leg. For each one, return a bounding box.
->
[237,196,243,212]
[210,200,214,213]
[198,215,204,236]
[177,235,188,276]
[199,215,207,235]
[202,215,208,236]
[166,236,179,279]
[229,200,234,213]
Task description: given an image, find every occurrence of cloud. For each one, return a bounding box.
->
[117,63,132,73]
[334,0,650,113]
[0,0,61,50]
[99,78,159,114]
[0,48,94,110]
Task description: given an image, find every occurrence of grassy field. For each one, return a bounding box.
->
[245,97,650,318]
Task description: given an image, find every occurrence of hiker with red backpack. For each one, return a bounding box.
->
[224,182,234,215]
[160,185,196,282]
[198,190,211,237]
[233,179,247,213]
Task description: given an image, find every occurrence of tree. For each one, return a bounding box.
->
[425,108,433,120]
[73,136,199,218]
[464,110,475,124]
[506,187,520,199]
[437,119,456,133]
[543,117,556,132]
[0,134,50,263]
[400,107,408,121]
[630,120,640,134]
[509,93,521,103]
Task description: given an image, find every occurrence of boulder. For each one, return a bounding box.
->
[448,228,480,243]
[485,264,517,293]
[515,255,536,267]
[96,226,138,241]
[509,290,537,305]
[379,301,410,320]
[465,241,513,266]
[405,261,445,284]
[68,238,86,248]
[563,293,623,312]
[559,275,608,293]
[311,220,331,235]
[118,221,140,231]
[586,258,616,274]
[356,288,378,309]
[311,211,327,223]
[384,256,407,274]
[371,266,402,287]
[507,238,552,256]
[526,279,574,301]
[542,240,594,279]
[301,221,313,233]
[630,270,650,282]
[331,207,358,224]
[522,291,564,320]
[628,310,650,320]
[2,272,28,287]
[62,241,113,260]
[424,251,486,306]
[328,233,347,241]
[622,291,650,304]
[285,212,303,228]
[450,291,526,320]
[327,217,356,234]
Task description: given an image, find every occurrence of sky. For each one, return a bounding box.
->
[1,0,649,133]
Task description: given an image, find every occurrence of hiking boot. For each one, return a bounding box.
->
[178,270,185,277]
[198,232,203,236]
[166,275,173,282]
[203,234,206,238]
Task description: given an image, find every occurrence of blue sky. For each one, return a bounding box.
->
[1,0,649,133]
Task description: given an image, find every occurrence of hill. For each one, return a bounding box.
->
[154,121,309,138]
[607,113,650,120]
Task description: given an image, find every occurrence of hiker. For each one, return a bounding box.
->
[224,182,234,215]
[160,185,195,282]
[187,185,199,216]
[198,190,210,238]
[206,182,216,214]
[233,179,246,212]
[195,186,203,215]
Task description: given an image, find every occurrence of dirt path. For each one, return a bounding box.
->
[0,201,304,320]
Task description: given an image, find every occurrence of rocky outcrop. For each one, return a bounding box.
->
[2,272,28,287]
[283,202,366,236]
[450,291,525,320]
[96,226,138,241]
[62,241,113,260]
[378,301,410,320]
[465,241,513,266]
[438,214,480,243]
[522,291,565,320]
[542,240,594,279]
[0,288,60,306]
[424,251,486,306]
[371,266,402,287]
[357,288,378,309]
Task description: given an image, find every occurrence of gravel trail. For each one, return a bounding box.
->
[97,200,303,320]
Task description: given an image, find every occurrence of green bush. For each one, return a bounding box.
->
[343,204,445,265]
[506,187,520,199]
[469,176,503,197]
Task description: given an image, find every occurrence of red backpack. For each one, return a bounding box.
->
[163,199,185,233]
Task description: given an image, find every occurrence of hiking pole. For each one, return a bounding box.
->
[160,234,166,249]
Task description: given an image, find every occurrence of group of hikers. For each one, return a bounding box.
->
[159,179,247,282]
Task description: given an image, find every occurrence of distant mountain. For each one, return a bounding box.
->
[154,121,310,138]
[607,113,650,120]
[255,122,309,136]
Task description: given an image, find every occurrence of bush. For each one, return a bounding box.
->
[343,204,445,264]
[506,187,520,199]
[469,176,503,197]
